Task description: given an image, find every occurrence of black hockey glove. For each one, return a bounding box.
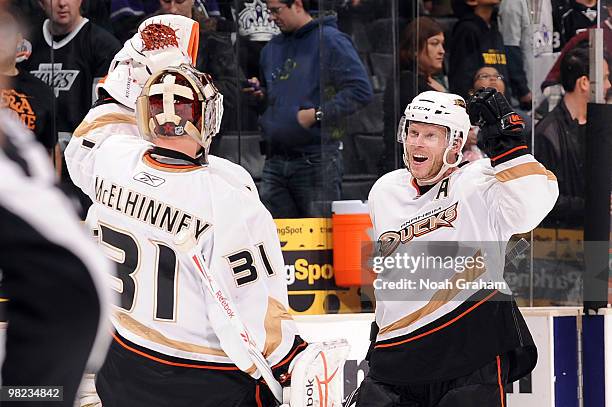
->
[467,87,527,164]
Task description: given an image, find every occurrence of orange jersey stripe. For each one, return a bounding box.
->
[375,290,498,349]
[188,22,200,65]
[272,341,308,369]
[497,355,505,407]
[491,145,528,162]
[112,333,239,371]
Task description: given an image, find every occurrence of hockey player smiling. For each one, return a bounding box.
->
[403,121,461,185]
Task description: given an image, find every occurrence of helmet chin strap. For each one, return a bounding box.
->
[404,145,463,186]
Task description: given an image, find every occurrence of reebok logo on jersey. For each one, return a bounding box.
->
[134,172,166,187]
[30,63,79,97]
[378,202,458,257]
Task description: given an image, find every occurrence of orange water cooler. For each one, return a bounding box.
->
[331,200,375,287]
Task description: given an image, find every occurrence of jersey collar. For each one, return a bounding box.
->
[410,162,468,196]
[42,18,89,50]
[143,147,205,172]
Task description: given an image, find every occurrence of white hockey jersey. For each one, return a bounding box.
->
[368,155,559,342]
[73,101,258,196]
[65,129,298,371]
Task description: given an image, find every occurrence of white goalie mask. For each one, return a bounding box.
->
[396,91,471,184]
[98,14,200,109]
[136,64,224,162]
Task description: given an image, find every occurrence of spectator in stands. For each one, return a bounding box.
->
[157,0,229,31]
[110,0,159,43]
[0,6,55,155]
[473,65,535,147]
[552,0,607,53]
[448,0,510,100]
[534,46,610,229]
[12,0,115,39]
[233,0,282,131]
[472,66,505,95]
[461,66,510,163]
[541,1,612,99]
[245,0,372,218]
[498,0,532,110]
[380,17,446,175]
[81,0,114,34]
[19,0,120,214]
[466,66,524,162]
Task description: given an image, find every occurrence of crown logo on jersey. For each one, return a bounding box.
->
[30,63,79,97]
[238,0,280,41]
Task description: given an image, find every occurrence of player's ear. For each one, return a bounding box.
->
[451,135,462,155]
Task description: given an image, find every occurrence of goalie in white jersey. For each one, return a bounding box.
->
[65,64,306,406]
[354,89,559,407]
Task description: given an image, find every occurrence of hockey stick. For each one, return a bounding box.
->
[505,237,530,267]
[174,230,284,403]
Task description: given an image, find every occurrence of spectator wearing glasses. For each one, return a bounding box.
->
[245,0,372,218]
[472,66,506,95]
[463,66,508,163]
[470,66,533,157]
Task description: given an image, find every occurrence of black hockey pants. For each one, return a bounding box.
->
[355,354,509,407]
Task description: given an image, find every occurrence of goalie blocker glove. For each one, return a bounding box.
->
[467,87,527,166]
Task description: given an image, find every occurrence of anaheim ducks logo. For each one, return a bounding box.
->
[453,98,466,109]
[378,202,458,257]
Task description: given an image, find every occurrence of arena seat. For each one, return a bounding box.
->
[212,131,265,181]
[354,132,384,175]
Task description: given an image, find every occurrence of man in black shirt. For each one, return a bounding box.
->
[19,0,120,214]
[0,6,55,154]
[20,0,120,144]
[535,46,611,229]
